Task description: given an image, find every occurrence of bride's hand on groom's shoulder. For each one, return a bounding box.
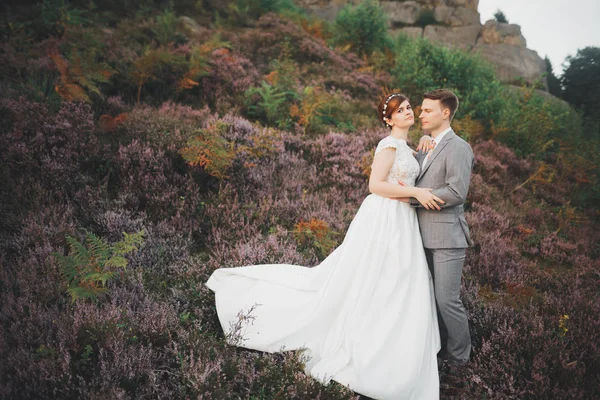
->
[416,134,435,153]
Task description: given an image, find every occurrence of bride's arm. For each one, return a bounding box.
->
[368,149,443,210]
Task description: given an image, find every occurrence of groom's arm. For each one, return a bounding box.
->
[411,142,474,208]
[410,151,426,207]
[432,142,474,207]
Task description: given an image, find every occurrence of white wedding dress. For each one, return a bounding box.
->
[206,136,441,399]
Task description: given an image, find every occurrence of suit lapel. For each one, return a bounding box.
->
[418,130,455,181]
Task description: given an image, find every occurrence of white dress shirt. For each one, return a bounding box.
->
[422,127,452,168]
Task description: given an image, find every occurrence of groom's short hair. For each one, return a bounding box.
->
[423,89,459,121]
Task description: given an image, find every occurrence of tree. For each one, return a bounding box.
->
[544,56,562,97]
[561,47,600,128]
[493,10,508,23]
[331,0,390,57]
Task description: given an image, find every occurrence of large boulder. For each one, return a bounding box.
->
[423,24,481,50]
[480,20,527,47]
[433,5,480,26]
[472,43,547,86]
[178,16,210,39]
[297,0,480,24]
[397,26,425,39]
[381,1,423,26]
[444,0,479,8]
[408,0,479,9]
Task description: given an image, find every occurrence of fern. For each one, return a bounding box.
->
[129,47,186,103]
[289,86,329,134]
[180,122,236,180]
[245,81,292,126]
[54,230,144,302]
[176,43,214,92]
[49,46,115,102]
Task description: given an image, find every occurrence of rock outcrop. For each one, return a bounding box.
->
[423,24,481,51]
[479,20,527,47]
[293,0,547,88]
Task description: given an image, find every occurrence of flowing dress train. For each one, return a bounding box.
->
[206,136,441,399]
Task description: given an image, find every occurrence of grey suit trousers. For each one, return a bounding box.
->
[412,130,474,362]
[425,248,471,362]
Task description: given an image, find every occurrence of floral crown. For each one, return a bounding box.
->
[381,93,403,125]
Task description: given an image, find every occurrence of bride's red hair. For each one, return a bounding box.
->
[377,93,408,128]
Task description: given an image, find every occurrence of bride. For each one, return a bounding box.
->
[206,93,443,399]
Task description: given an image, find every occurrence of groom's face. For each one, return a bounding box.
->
[420,99,446,132]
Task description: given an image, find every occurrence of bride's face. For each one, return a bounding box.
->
[388,100,414,129]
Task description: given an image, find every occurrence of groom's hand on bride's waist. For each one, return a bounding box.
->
[409,197,443,209]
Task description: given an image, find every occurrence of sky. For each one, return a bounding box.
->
[478,0,600,75]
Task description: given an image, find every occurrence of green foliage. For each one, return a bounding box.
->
[129,47,187,103]
[294,218,338,260]
[330,0,391,57]
[391,36,506,124]
[289,85,330,134]
[318,92,371,133]
[37,0,92,38]
[561,46,600,136]
[245,81,294,127]
[494,9,509,23]
[12,70,63,112]
[180,122,237,180]
[55,230,145,302]
[544,56,562,97]
[416,9,436,28]
[494,87,570,158]
[50,46,116,102]
[153,6,179,45]
[244,56,299,128]
[226,0,299,25]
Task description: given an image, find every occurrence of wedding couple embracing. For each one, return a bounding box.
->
[206,89,474,399]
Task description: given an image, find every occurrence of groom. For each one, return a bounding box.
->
[411,89,474,366]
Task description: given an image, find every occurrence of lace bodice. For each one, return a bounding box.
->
[374,136,420,187]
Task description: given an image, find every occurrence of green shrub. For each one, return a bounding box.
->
[36,0,92,39]
[416,9,436,27]
[227,0,299,26]
[495,87,575,158]
[494,9,509,23]
[294,218,338,260]
[330,0,391,57]
[153,7,179,45]
[391,35,507,125]
[129,47,188,104]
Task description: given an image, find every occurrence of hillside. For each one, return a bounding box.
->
[0,1,599,398]
[296,0,549,88]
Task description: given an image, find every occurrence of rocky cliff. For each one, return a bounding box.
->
[294,0,547,88]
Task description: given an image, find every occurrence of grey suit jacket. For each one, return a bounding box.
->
[411,130,474,249]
